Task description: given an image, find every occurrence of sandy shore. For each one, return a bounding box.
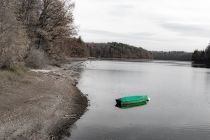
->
[0,61,88,140]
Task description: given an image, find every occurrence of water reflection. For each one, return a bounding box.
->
[205,72,210,88]
[64,60,210,140]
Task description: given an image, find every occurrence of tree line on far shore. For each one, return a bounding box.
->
[85,42,210,66]
[192,44,210,67]
[152,51,192,61]
[86,42,153,59]
[85,43,194,61]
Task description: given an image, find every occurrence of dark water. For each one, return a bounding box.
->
[64,60,210,140]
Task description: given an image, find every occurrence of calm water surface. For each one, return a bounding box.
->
[64,60,210,140]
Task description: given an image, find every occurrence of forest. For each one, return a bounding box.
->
[192,44,210,67]
[86,42,153,59]
[152,51,192,61]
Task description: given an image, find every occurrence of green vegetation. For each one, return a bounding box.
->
[86,42,153,59]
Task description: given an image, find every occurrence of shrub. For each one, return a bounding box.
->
[25,49,48,69]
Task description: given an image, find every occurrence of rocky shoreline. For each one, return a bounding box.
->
[0,60,88,140]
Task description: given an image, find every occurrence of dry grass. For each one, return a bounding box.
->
[0,64,28,91]
[1,64,27,75]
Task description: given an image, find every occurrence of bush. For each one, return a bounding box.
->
[25,49,48,69]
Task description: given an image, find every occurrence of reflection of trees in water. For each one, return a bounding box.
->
[205,72,210,90]
[191,69,210,104]
[203,71,210,105]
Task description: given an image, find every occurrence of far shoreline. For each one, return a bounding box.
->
[87,57,192,63]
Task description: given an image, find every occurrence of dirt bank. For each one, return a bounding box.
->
[0,61,88,140]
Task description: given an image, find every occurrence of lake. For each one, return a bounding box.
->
[64,60,210,140]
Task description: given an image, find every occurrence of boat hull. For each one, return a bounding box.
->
[116,96,149,108]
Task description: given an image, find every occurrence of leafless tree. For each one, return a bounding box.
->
[17,0,77,57]
[0,0,28,68]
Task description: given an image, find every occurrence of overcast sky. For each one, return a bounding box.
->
[73,0,210,52]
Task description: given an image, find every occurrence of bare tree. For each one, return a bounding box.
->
[16,0,42,48]
[17,0,77,58]
[0,0,28,68]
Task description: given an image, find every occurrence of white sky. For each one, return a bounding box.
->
[73,0,210,51]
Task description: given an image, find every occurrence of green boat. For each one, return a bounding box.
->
[115,95,149,108]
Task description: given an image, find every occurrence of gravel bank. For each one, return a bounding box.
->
[0,61,88,140]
